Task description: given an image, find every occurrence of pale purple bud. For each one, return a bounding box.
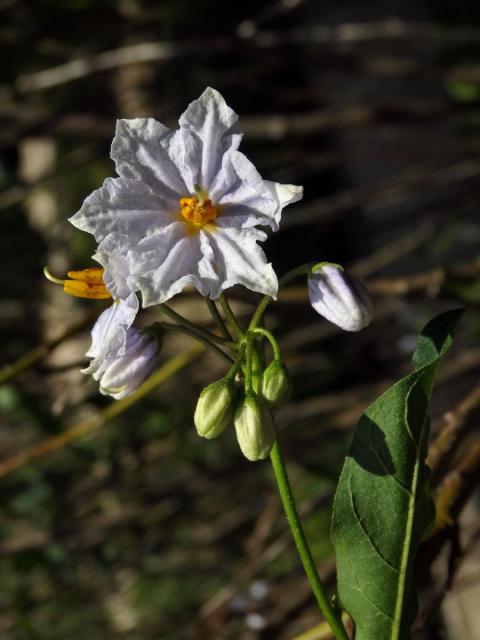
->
[95,329,158,400]
[308,263,373,332]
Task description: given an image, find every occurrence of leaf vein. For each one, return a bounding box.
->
[349,477,400,574]
[350,585,395,621]
[367,425,413,498]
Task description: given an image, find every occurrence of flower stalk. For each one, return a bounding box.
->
[219,294,246,339]
[269,440,350,640]
[159,322,235,364]
[206,298,232,341]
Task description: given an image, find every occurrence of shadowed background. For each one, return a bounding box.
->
[1,1,480,638]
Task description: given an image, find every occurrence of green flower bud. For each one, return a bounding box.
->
[234,394,275,461]
[194,378,236,439]
[260,360,291,408]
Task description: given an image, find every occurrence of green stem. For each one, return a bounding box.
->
[253,327,281,361]
[161,304,236,349]
[159,322,234,364]
[248,295,273,331]
[279,263,313,287]
[244,333,254,393]
[218,294,245,339]
[248,263,313,331]
[206,299,232,341]
[269,441,350,640]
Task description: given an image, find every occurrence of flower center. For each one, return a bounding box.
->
[180,196,218,226]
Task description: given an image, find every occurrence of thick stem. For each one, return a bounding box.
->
[269,441,350,640]
[218,294,245,339]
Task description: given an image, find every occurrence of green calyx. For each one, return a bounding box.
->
[194,377,236,439]
[260,359,292,408]
[234,393,275,461]
[311,261,344,275]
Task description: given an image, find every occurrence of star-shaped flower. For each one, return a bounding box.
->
[69,88,302,306]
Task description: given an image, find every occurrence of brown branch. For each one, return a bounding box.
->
[0,345,204,479]
[368,257,480,297]
[433,438,480,532]
[428,382,480,473]
[0,312,97,385]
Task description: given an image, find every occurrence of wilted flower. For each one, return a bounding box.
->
[70,87,303,306]
[194,377,236,439]
[83,293,157,399]
[308,263,373,332]
[44,266,111,300]
[234,394,275,461]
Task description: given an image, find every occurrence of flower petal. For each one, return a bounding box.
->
[99,331,157,399]
[179,87,241,190]
[69,177,175,243]
[202,220,278,299]
[212,149,303,231]
[111,118,187,198]
[83,293,139,377]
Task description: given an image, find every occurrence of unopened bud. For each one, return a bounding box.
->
[234,394,275,461]
[308,263,373,332]
[95,329,158,400]
[260,360,291,408]
[194,378,236,439]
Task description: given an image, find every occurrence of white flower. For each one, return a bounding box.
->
[69,87,303,306]
[308,263,374,332]
[82,293,158,399]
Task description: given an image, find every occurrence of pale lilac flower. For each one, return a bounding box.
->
[69,87,302,306]
[82,293,157,399]
[96,329,157,400]
[308,263,374,332]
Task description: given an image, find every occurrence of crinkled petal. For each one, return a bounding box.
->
[211,149,303,231]
[94,222,215,306]
[69,177,175,244]
[202,219,278,299]
[127,222,218,306]
[111,118,187,199]
[179,87,241,190]
[83,293,139,376]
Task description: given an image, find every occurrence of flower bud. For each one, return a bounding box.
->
[96,329,158,400]
[234,394,275,461]
[308,263,373,332]
[260,360,291,408]
[194,378,236,439]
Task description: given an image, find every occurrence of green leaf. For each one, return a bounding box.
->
[331,310,463,640]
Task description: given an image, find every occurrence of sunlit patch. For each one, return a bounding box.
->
[44,266,112,299]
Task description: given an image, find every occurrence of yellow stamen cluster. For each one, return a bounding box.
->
[44,266,112,299]
[180,196,218,226]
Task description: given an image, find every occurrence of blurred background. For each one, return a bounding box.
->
[1,1,480,638]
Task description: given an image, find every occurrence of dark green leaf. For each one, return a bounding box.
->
[331,310,463,640]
